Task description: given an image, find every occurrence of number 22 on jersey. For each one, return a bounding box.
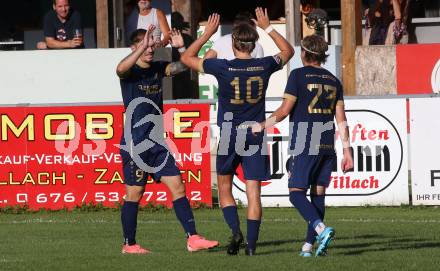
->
[307,83,337,114]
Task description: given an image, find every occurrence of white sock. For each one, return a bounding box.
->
[302,242,313,252]
[315,222,326,235]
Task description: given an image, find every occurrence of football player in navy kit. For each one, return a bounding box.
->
[181,9,294,255]
[117,25,218,254]
[253,34,354,257]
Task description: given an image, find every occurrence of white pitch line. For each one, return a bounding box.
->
[1,217,440,225]
[337,218,440,223]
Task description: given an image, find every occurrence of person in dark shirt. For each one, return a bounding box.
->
[181,8,294,256]
[253,34,354,257]
[38,0,83,49]
[116,25,218,254]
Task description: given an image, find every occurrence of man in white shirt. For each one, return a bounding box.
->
[125,0,170,47]
[204,11,264,60]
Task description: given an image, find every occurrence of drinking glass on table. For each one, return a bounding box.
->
[73,29,83,47]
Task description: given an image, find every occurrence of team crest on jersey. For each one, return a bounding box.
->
[138,84,161,95]
[56,28,67,41]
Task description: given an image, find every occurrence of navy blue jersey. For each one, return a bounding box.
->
[202,56,283,126]
[284,66,344,155]
[119,61,170,144]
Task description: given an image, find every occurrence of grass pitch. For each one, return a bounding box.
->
[1,207,439,271]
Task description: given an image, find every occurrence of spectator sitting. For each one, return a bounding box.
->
[37,0,83,49]
[365,0,394,45]
[385,0,410,44]
[125,0,171,47]
[363,0,410,45]
[204,11,264,60]
[300,0,317,38]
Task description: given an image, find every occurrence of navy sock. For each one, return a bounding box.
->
[121,201,139,245]
[222,206,241,235]
[289,191,322,229]
[305,195,326,244]
[305,224,316,245]
[173,196,197,236]
[246,219,261,250]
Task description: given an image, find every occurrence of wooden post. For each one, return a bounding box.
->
[285,0,301,46]
[171,0,199,99]
[96,0,109,48]
[285,0,302,73]
[112,0,125,47]
[172,0,197,38]
[340,0,362,95]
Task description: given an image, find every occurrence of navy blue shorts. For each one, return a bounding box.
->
[216,130,270,181]
[287,154,336,189]
[121,144,180,186]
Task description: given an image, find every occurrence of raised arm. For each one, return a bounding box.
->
[116,25,155,78]
[165,29,188,76]
[335,104,354,173]
[392,0,402,21]
[253,7,294,65]
[156,9,171,46]
[180,14,220,72]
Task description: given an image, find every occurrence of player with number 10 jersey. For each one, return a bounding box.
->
[181,8,294,256]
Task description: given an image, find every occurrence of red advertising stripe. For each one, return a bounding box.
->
[0,104,212,210]
[396,44,440,94]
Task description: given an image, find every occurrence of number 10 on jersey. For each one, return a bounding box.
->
[230,76,264,104]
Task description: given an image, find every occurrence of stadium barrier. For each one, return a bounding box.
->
[356,44,440,96]
[396,44,440,95]
[230,95,439,206]
[409,96,440,205]
[0,103,212,209]
[231,97,409,207]
[0,45,439,209]
[2,95,439,209]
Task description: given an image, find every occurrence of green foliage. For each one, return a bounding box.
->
[0,204,29,214]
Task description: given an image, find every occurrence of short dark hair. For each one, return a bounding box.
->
[233,11,256,28]
[300,0,313,5]
[301,34,329,64]
[129,29,147,45]
[232,23,259,54]
[53,0,69,5]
